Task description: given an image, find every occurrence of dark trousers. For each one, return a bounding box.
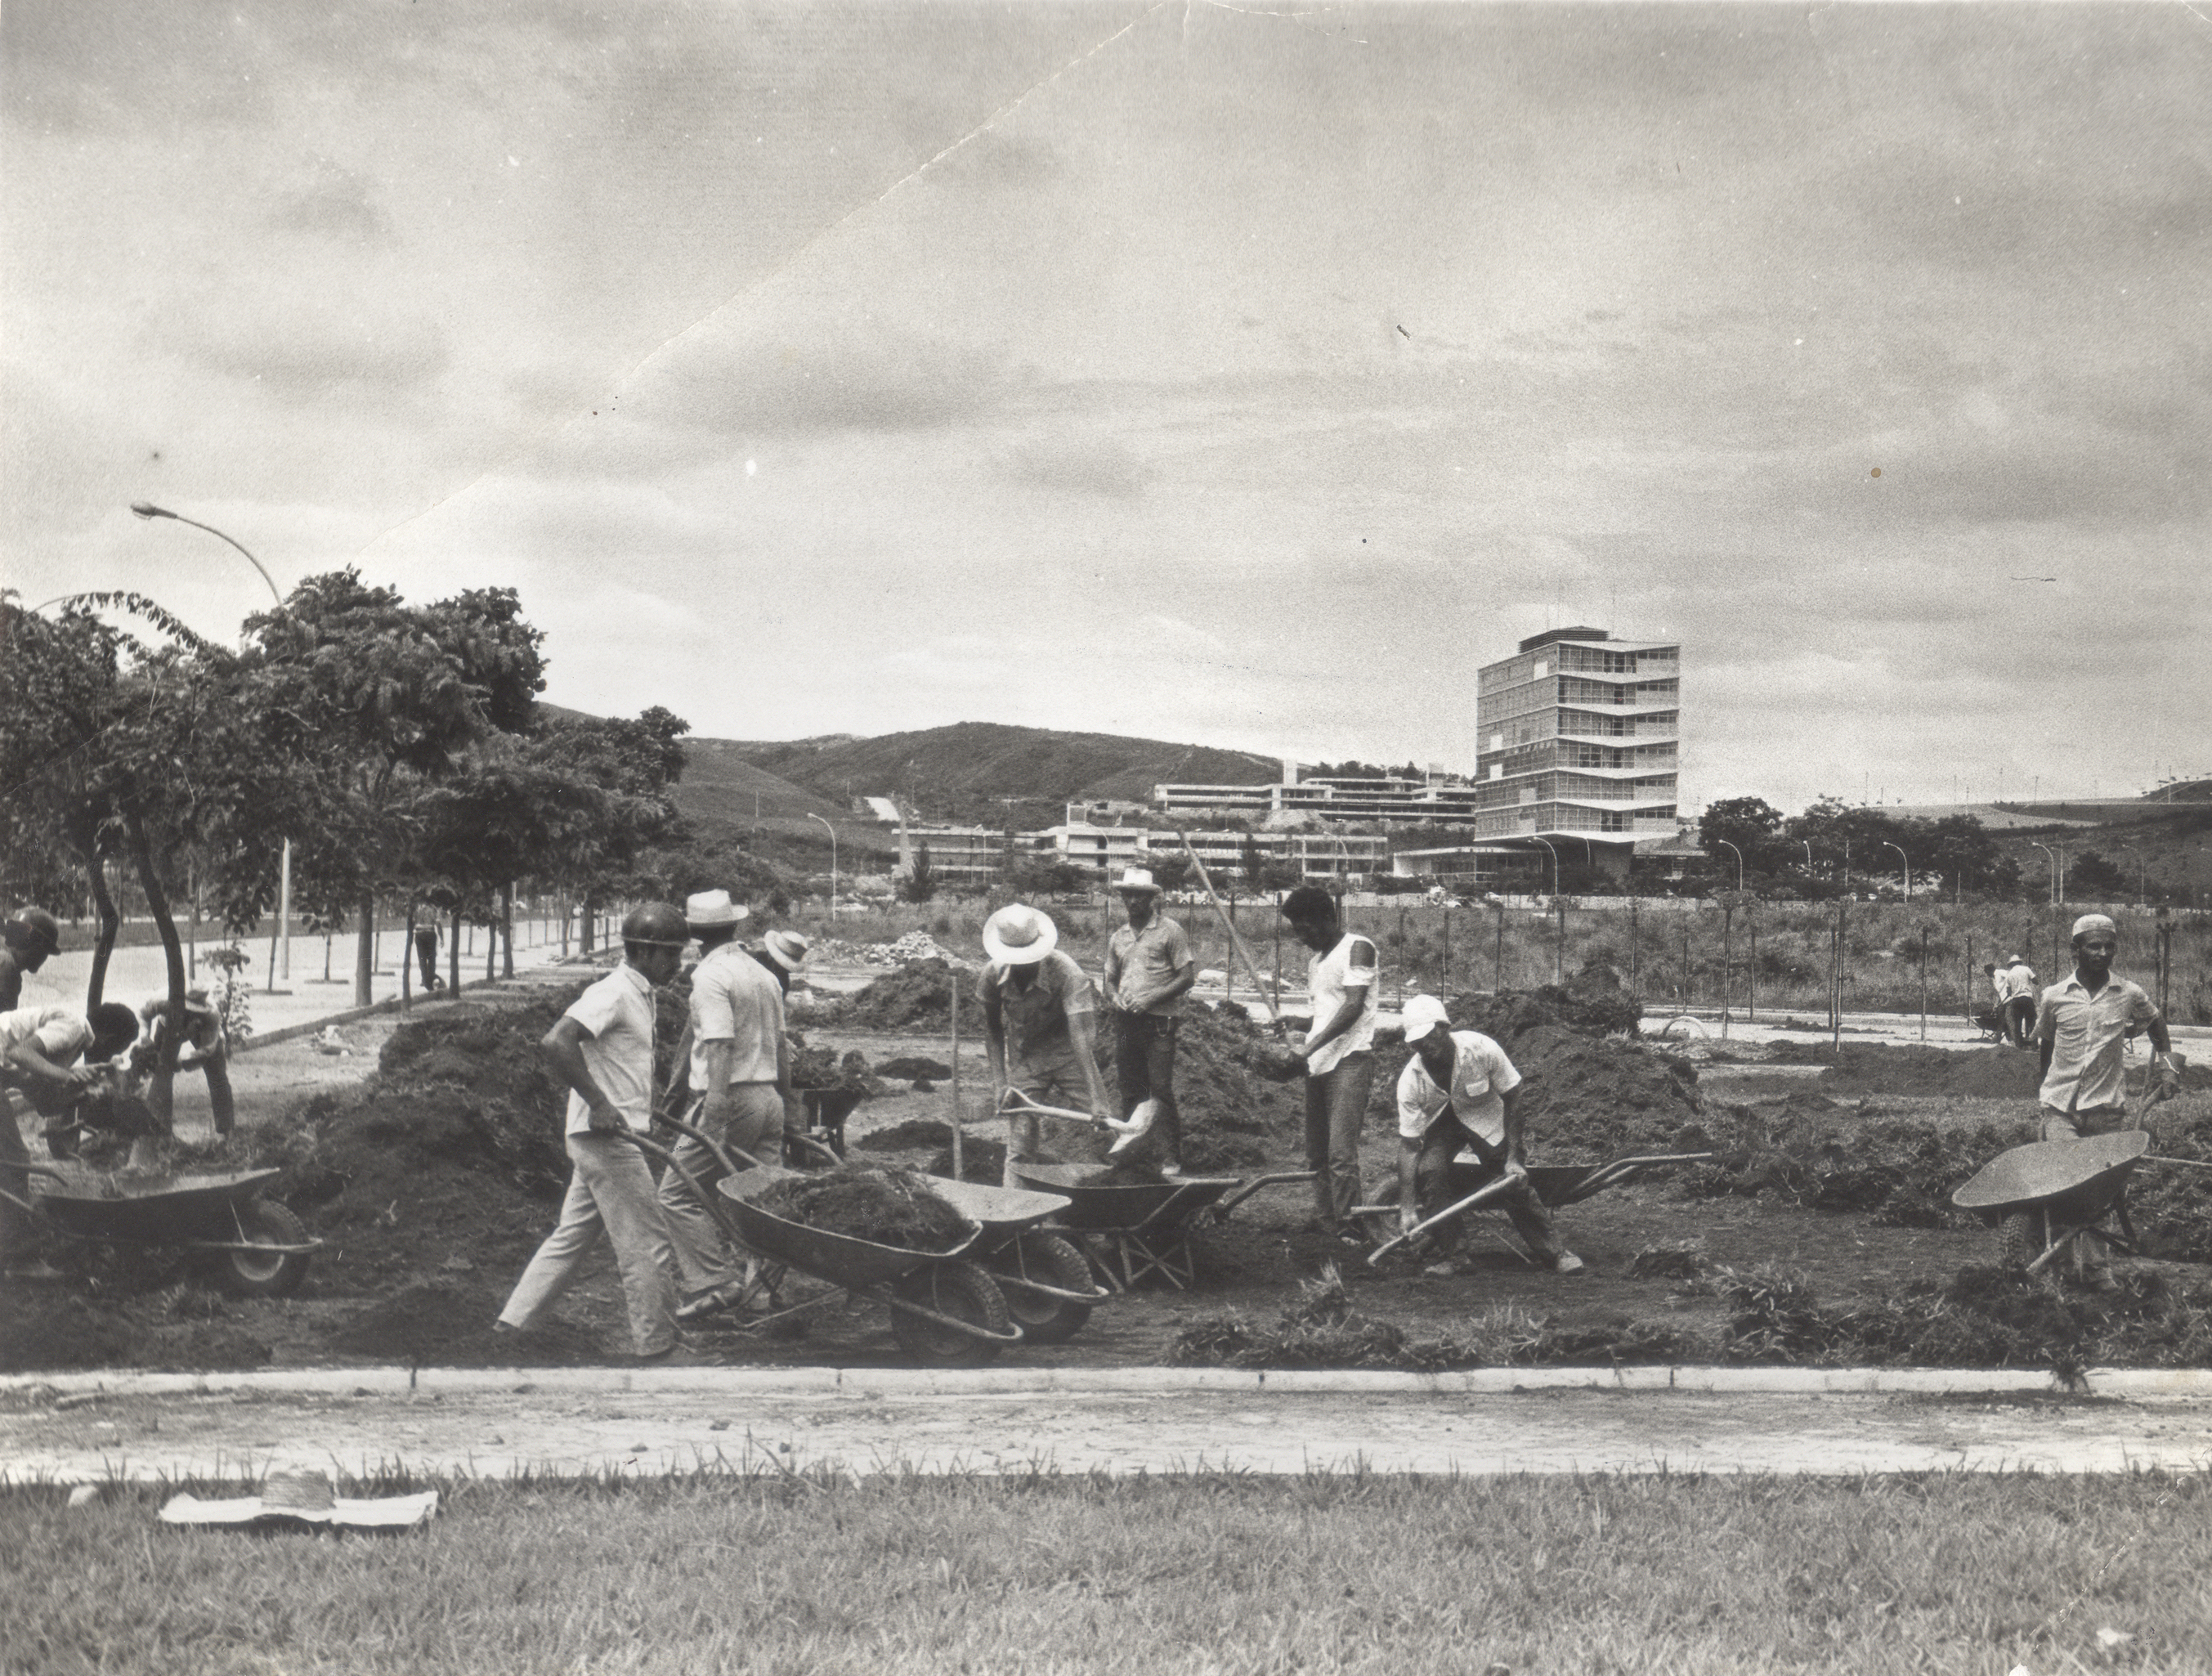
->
[1304,1051,1374,1231]
[1112,1012,1183,1166]
[414,930,440,987]
[1414,1113,1561,1261]
[1,1095,34,1258]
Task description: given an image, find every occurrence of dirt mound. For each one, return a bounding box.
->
[857,1118,956,1152]
[0,1291,274,1374]
[835,959,983,1033]
[1765,1042,2043,1100]
[875,1056,952,1082]
[1448,979,1643,1044]
[1686,1100,2031,1230]
[925,1137,1007,1183]
[753,1165,969,1252]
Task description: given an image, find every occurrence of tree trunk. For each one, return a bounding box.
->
[401,900,415,1011]
[355,889,377,1008]
[84,849,121,1011]
[500,881,515,979]
[449,906,462,997]
[580,896,597,954]
[124,809,186,1132]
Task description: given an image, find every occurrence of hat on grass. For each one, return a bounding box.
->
[2071,913,2117,940]
[761,929,811,971]
[684,890,748,930]
[1114,867,1161,894]
[1400,994,1452,1043]
[159,1464,439,1531]
[983,903,1058,966]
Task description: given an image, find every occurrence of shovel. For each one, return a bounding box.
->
[999,1088,1159,1158]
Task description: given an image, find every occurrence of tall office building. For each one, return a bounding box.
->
[1473,627,1681,876]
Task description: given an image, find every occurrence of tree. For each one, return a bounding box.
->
[1240,833,1265,891]
[2068,849,2125,899]
[1699,796,1789,876]
[901,840,939,903]
[1146,854,1193,894]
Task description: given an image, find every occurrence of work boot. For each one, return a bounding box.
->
[676,1280,751,1324]
[1552,1252,1587,1276]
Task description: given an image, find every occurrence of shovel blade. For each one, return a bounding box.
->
[1107,1099,1160,1157]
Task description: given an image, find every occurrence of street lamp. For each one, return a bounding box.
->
[1801,839,1814,874]
[129,503,294,988]
[1883,841,1910,901]
[2028,842,2061,907]
[808,813,839,921]
[1715,838,1744,895]
[1529,836,1561,897]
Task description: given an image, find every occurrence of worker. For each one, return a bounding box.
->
[0,907,62,1012]
[1393,994,1582,1277]
[1101,867,1197,1175]
[660,890,799,1324]
[752,929,811,996]
[1274,885,1378,1248]
[979,902,1113,1188]
[2,1002,141,1277]
[137,987,235,1137]
[413,921,442,992]
[1999,953,2037,1047]
[495,902,691,1360]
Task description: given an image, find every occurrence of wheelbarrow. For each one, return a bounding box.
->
[1011,1161,1316,1292]
[1952,1131,2151,1277]
[626,1115,1039,1365]
[924,1174,1111,1344]
[1357,1153,1715,1269]
[0,1163,319,1297]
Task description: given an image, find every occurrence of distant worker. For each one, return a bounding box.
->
[1999,953,2037,1047]
[2036,916,2177,1138]
[751,929,811,996]
[495,903,690,1360]
[980,903,1113,1188]
[660,890,798,1324]
[413,921,442,992]
[2,1002,143,1275]
[1275,885,1378,1248]
[0,907,62,1012]
[138,987,235,1136]
[1101,867,1198,1176]
[1394,994,1582,1277]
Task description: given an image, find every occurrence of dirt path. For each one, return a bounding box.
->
[6,1376,2210,1480]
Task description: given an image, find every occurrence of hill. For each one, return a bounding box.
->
[728,722,1281,822]
[665,741,893,856]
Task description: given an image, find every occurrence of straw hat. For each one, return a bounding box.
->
[258,1469,337,1519]
[1113,867,1161,894]
[684,890,747,930]
[760,929,811,971]
[983,903,1058,966]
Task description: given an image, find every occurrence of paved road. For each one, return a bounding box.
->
[6,1369,2210,1481]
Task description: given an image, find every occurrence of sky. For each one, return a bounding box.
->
[5,1,2209,815]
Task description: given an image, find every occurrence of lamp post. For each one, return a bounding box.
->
[1530,837,1562,984]
[1883,841,1910,901]
[1715,838,1744,895]
[1801,839,1813,875]
[129,503,293,988]
[808,813,839,921]
[2029,842,2059,907]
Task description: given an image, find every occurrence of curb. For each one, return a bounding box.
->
[9,1365,2212,1400]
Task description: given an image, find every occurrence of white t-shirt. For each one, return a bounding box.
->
[1999,963,2036,1002]
[1396,1030,1524,1148]
[1304,932,1378,1075]
[560,965,659,1137]
[0,1005,91,1073]
[688,942,786,1088]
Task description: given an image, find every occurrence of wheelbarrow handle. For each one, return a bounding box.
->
[2146,1156,2212,1171]
[1364,1175,1525,1268]
[620,1127,750,1248]
[1213,1171,1318,1220]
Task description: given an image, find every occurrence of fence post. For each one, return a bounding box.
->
[1919,925,1928,1042]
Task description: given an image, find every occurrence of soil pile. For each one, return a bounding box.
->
[1765,1042,2043,1100]
[789,1038,879,1095]
[835,959,983,1033]
[857,1118,956,1152]
[875,1056,952,1082]
[925,1136,1007,1183]
[752,1165,969,1252]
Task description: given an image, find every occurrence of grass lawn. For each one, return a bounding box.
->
[5,1468,2208,1674]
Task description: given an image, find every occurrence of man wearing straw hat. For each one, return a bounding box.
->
[752,928,811,996]
[2035,914,2178,1140]
[1101,867,1197,1174]
[495,903,690,1359]
[137,986,234,1136]
[660,890,799,1323]
[979,902,1113,1188]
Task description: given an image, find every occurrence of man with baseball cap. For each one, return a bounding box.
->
[2035,914,2177,1140]
[660,890,799,1322]
[0,907,62,1012]
[496,901,692,1360]
[1394,994,1582,1277]
[1101,867,1197,1174]
[980,902,1113,1188]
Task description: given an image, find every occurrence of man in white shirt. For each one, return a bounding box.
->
[1276,885,1379,1245]
[2,1001,141,1277]
[1101,867,1198,1174]
[495,903,691,1360]
[659,890,799,1323]
[2035,915,2176,1139]
[1394,994,1581,1277]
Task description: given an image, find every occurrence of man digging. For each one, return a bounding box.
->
[1101,867,1197,1176]
[660,890,800,1324]
[1394,994,1582,1278]
[980,903,1113,1189]
[1274,885,1379,1248]
[2033,912,2181,1288]
[495,903,692,1361]
[2,1000,142,1281]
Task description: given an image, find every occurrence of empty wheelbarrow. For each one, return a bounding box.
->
[1,1163,319,1297]
[1357,1153,1714,1269]
[1951,1131,2149,1277]
[1011,1162,1315,1291]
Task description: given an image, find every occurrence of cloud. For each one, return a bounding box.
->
[999,437,1150,499]
[265,161,395,245]
[156,299,448,401]
[640,324,1014,438]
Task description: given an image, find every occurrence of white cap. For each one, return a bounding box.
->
[983,903,1059,966]
[1401,994,1452,1043]
[2071,913,2117,940]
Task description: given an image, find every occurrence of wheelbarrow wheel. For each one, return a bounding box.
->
[889,1259,1012,1365]
[206,1199,311,1298]
[987,1232,1095,1346]
[1999,1208,2049,1271]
